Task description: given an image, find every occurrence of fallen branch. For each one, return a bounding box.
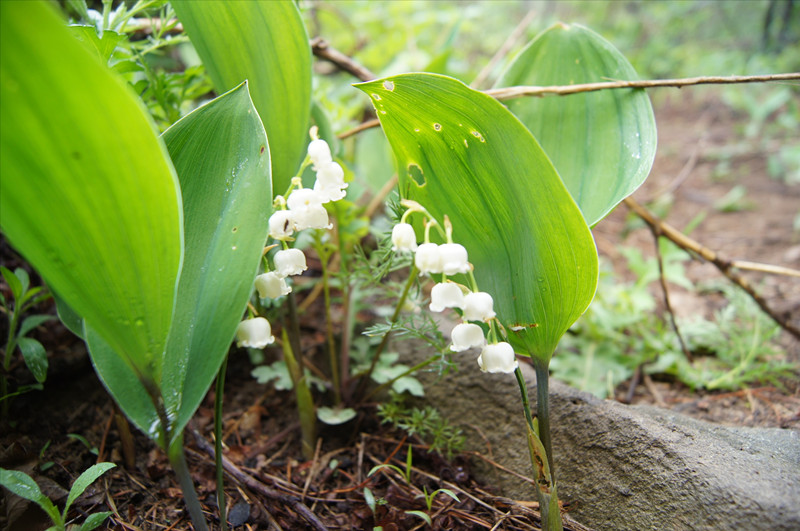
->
[191,430,328,531]
[623,197,800,340]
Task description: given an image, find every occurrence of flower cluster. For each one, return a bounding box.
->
[236,132,347,350]
[391,210,518,374]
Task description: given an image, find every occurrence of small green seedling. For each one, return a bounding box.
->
[368,444,414,484]
[0,462,115,531]
[417,486,459,512]
[1,266,53,418]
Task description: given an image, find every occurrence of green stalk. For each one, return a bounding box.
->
[515,361,562,531]
[282,328,316,460]
[168,434,210,531]
[356,266,418,400]
[1,305,21,420]
[319,248,341,404]
[214,355,229,531]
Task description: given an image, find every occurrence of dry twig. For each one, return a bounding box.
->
[623,197,800,339]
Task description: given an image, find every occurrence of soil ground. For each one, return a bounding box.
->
[2,92,798,530]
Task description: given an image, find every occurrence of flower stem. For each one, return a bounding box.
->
[319,247,341,404]
[356,266,418,400]
[533,360,555,477]
[168,434,209,531]
[214,355,229,531]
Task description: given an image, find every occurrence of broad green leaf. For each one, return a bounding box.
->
[0,1,183,386]
[357,74,598,360]
[85,324,162,443]
[53,292,84,340]
[161,82,271,444]
[0,468,61,524]
[64,462,115,515]
[173,0,312,194]
[495,23,657,226]
[17,337,48,383]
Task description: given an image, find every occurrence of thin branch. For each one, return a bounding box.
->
[485,73,800,100]
[648,222,694,362]
[337,73,800,138]
[311,36,376,82]
[623,197,800,339]
[191,430,328,531]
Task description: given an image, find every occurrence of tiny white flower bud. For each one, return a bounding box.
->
[255,271,291,298]
[462,291,496,321]
[307,138,332,169]
[429,282,465,312]
[235,317,275,348]
[439,243,470,275]
[415,243,442,274]
[391,223,418,253]
[269,210,295,240]
[274,248,307,277]
[450,323,486,352]
[477,342,518,373]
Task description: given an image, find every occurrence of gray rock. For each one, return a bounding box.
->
[401,343,800,530]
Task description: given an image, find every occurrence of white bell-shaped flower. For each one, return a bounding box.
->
[307,138,332,169]
[235,317,275,349]
[429,282,465,312]
[313,178,347,203]
[462,291,496,321]
[316,160,345,186]
[391,223,417,253]
[255,271,291,298]
[477,342,518,373]
[293,204,331,231]
[450,323,486,352]
[287,187,324,212]
[269,210,295,240]
[274,248,307,277]
[439,243,470,275]
[415,243,442,274]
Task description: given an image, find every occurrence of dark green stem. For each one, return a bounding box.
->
[168,435,209,531]
[319,251,341,404]
[533,361,555,477]
[514,366,535,432]
[1,306,21,420]
[356,266,418,400]
[214,355,228,531]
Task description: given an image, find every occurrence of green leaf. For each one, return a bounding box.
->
[1,266,22,302]
[0,1,183,386]
[405,510,432,526]
[70,26,124,64]
[53,292,84,340]
[160,82,271,444]
[64,462,115,515]
[14,268,30,297]
[78,511,113,531]
[172,0,312,195]
[317,406,357,425]
[495,23,657,226]
[0,468,61,524]
[17,337,48,383]
[18,315,54,338]
[86,324,162,444]
[357,74,598,361]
